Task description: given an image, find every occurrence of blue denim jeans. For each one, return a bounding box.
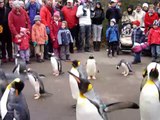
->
[79,25,91,51]
[133,52,141,62]
[151,44,160,60]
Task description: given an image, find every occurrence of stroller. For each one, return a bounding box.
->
[119,23,133,52]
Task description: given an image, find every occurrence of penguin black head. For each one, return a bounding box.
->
[72,60,80,68]
[149,66,159,80]
[12,79,25,95]
[89,55,94,59]
[68,71,91,94]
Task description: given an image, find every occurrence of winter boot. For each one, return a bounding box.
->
[66,54,71,61]
[93,42,96,51]
[97,42,101,51]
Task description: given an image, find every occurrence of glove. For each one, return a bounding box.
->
[46,26,50,34]
[33,42,37,47]
[45,40,48,45]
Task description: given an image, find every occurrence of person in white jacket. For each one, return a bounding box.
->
[76,0,92,52]
[133,4,146,27]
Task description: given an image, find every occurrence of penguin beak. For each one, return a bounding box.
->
[15,89,19,96]
[142,68,147,78]
[68,71,81,83]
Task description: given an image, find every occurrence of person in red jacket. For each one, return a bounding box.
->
[148,20,160,62]
[40,0,53,59]
[14,27,31,64]
[61,0,78,53]
[50,11,62,57]
[144,4,158,33]
[8,0,31,55]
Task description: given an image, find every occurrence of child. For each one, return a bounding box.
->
[57,21,73,60]
[32,15,48,62]
[148,20,160,62]
[131,20,143,64]
[14,27,30,64]
[106,18,119,57]
[50,11,62,58]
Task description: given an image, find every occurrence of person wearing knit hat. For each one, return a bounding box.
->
[32,14,48,62]
[53,11,60,18]
[148,19,160,62]
[34,15,41,21]
[131,20,143,64]
[142,3,149,12]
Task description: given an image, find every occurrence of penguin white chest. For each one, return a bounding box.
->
[69,68,80,100]
[76,96,103,120]
[86,60,96,76]
[51,57,58,71]
[140,80,160,120]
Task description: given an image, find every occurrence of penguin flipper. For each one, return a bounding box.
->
[12,65,18,73]
[153,80,160,102]
[104,102,139,113]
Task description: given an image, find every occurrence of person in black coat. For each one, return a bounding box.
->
[92,1,104,51]
[0,0,13,63]
[106,1,122,24]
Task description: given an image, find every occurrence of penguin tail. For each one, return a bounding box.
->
[104,102,139,113]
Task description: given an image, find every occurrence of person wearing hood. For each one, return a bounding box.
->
[0,0,14,63]
[8,0,31,56]
[133,4,145,27]
[142,3,149,12]
[92,1,104,51]
[144,4,158,33]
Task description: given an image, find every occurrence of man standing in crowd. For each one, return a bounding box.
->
[76,0,92,52]
[61,0,78,53]
[40,0,53,59]
[0,0,13,63]
[106,0,122,24]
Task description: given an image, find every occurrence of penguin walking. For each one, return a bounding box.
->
[49,53,63,76]
[1,78,30,120]
[12,53,27,75]
[86,55,97,80]
[69,60,81,108]
[116,59,133,76]
[68,72,139,120]
[26,68,50,99]
[140,62,160,120]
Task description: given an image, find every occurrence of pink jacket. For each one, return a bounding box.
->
[32,23,48,44]
[50,20,61,49]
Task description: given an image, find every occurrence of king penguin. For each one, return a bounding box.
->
[69,60,81,107]
[68,71,139,120]
[12,53,27,75]
[140,62,160,120]
[50,53,63,76]
[0,78,30,120]
[86,55,97,80]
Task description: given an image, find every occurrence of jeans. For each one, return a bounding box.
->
[133,52,141,62]
[60,45,70,59]
[20,49,30,61]
[151,44,160,60]
[79,25,91,51]
[93,24,103,42]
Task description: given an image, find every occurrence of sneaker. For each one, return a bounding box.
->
[2,58,7,63]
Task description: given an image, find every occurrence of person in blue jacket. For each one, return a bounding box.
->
[106,18,119,57]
